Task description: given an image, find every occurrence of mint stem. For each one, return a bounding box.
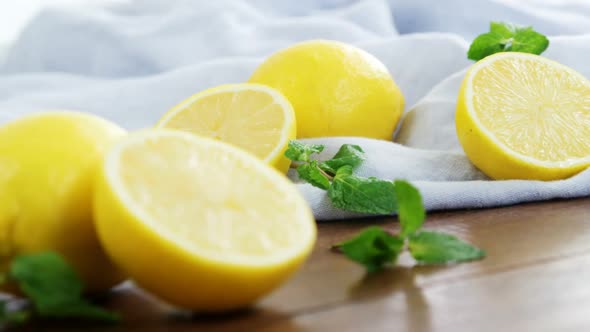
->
[290,161,334,180]
[318,168,334,181]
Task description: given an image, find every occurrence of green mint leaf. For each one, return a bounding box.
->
[319,144,365,174]
[297,161,331,190]
[10,252,84,311]
[9,252,120,323]
[408,231,486,264]
[394,180,425,237]
[284,141,324,162]
[490,21,519,37]
[335,226,404,273]
[39,303,120,322]
[467,32,505,61]
[334,164,353,176]
[468,21,549,61]
[328,166,397,214]
[510,28,549,54]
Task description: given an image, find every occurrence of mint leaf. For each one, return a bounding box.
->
[335,227,404,273]
[284,141,324,162]
[328,166,397,214]
[333,164,353,176]
[490,21,519,38]
[510,28,550,54]
[10,252,119,322]
[10,253,84,312]
[297,161,330,190]
[394,180,425,237]
[320,144,365,174]
[38,303,120,321]
[467,33,505,61]
[408,231,486,264]
[468,21,549,61]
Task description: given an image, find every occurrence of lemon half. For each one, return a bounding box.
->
[157,84,296,173]
[93,130,316,311]
[456,52,590,180]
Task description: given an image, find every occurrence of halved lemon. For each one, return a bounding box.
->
[93,129,316,311]
[157,84,296,173]
[456,52,590,180]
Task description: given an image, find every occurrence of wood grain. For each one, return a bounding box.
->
[24,198,590,331]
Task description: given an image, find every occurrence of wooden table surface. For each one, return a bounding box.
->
[29,198,590,331]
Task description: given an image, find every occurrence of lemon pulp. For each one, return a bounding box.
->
[456,52,590,180]
[94,130,316,310]
[158,84,296,173]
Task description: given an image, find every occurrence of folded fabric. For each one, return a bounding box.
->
[1,0,589,220]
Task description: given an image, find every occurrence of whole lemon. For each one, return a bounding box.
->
[249,40,404,139]
[0,112,127,292]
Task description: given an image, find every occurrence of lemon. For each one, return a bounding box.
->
[248,40,404,140]
[157,84,296,174]
[93,129,316,311]
[0,111,126,292]
[456,52,590,180]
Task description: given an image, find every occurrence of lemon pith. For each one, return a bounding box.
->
[93,130,316,310]
[456,52,590,180]
[157,84,296,173]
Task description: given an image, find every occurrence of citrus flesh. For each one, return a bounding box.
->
[157,84,296,173]
[249,40,404,140]
[0,111,127,292]
[93,130,316,311]
[456,52,590,180]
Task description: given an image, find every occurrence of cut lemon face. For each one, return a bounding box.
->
[157,84,296,173]
[456,52,590,180]
[93,130,316,311]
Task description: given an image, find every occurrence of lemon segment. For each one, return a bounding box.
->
[93,130,316,311]
[157,84,296,174]
[249,40,404,140]
[0,111,126,292]
[456,52,590,180]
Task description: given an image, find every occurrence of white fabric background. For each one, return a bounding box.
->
[1,0,590,220]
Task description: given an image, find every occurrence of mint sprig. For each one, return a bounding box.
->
[0,252,120,326]
[468,21,549,61]
[286,141,485,271]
